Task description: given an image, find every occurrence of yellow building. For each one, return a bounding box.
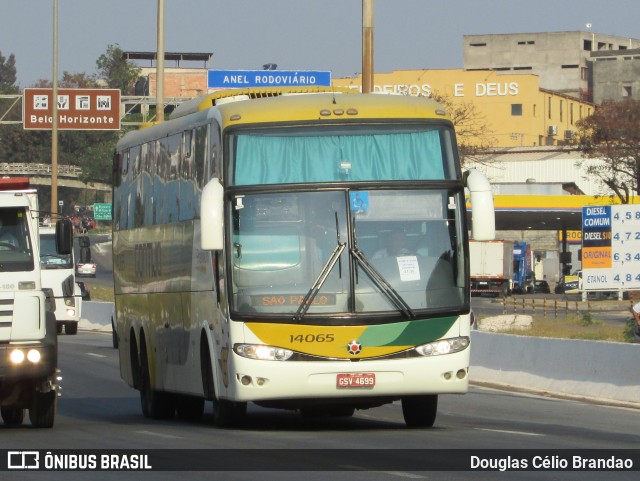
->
[333,70,594,148]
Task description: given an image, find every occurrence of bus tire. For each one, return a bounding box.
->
[200,336,214,401]
[1,407,25,426]
[29,390,56,428]
[140,346,175,420]
[176,395,205,421]
[401,394,438,428]
[213,398,246,428]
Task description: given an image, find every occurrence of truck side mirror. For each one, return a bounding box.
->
[78,235,90,248]
[55,219,73,255]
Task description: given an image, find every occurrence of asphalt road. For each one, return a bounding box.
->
[0,332,638,481]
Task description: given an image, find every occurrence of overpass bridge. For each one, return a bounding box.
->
[0,162,110,192]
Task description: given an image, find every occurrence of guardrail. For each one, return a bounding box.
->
[0,162,82,177]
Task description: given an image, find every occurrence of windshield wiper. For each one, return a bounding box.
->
[293,212,344,322]
[350,217,415,319]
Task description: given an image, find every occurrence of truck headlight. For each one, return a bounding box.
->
[10,349,25,364]
[27,349,41,363]
[64,297,76,307]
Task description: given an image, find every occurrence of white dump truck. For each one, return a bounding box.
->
[39,226,82,335]
[0,178,73,427]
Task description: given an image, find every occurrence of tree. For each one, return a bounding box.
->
[96,44,140,94]
[577,99,640,204]
[430,91,496,166]
[0,51,17,93]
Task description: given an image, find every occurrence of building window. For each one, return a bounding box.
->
[514,66,533,70]
[559,100,563,122]
[623,86,632,97]
[581,67,589,81]
[470,43,486,47]
[583,39,592,51]
[548,97,552,119]
[561,65,579,69]
[570,103,574,124]
[511,104,523,116]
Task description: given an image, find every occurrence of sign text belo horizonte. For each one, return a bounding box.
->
[23,88,121,131]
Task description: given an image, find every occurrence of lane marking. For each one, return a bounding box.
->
[475,428,543,437]
[87,353,106,358]
[339,465,425,479]
[135,430,184,440]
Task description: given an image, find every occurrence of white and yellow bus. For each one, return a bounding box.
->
[113,87,495,428]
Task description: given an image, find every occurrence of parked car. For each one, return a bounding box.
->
[555,274,580,294]
[76,262,97,278]
[532,280,550,294]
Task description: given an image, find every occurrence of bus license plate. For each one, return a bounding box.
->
[336,373,375,388]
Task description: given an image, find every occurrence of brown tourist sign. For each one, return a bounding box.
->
[23,88,121,131]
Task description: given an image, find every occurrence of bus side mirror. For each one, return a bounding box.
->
[55,219,73,255]
[465,169,496,241]
[201,178,224,251]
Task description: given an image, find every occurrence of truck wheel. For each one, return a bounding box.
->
[65,321,78,335]
[401,394,438,428]
[1,407,25,426]
[29,390,56,428]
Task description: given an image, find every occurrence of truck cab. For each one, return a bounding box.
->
[0,178,73,428]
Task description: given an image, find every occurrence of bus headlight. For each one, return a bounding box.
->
[234,344,293,361]
[415,337,469,357]
[64,297,76,307]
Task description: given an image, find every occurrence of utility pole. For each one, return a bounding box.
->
[51,0,59,216]
[362,0,374,93]
[156,0,165,123]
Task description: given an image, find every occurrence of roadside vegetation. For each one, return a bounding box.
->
[86,284,114,303]
[497,313,630,343]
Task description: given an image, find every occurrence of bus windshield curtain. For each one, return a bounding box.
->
[233,131,445,185]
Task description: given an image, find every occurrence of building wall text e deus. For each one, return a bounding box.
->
[23,88,121,131]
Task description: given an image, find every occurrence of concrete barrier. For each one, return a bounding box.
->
[79,301,113,332]
[470,331,640,407]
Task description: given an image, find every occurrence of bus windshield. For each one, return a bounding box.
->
[229,188,465,321]
[229,124,458,185]
[0,207,34,272]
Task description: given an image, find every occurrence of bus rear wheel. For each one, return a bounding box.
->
[401,394,438,428]
[140,348,175,420]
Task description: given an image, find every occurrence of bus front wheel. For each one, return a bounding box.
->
[401,394,438,428]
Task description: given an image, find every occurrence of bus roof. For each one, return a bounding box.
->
[119,89,452,150]
[213,91,451,127]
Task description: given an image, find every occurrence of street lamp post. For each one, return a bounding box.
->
[362,0,374,93]
[156,0,164,123]
[51,0,59,216]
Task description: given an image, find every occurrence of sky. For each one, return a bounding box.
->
[1,0,639,88]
